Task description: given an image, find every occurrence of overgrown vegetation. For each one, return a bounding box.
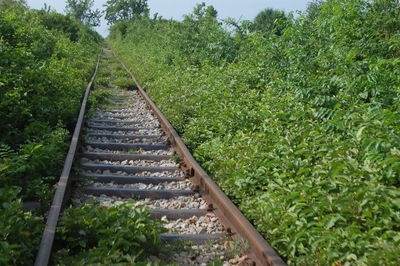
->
[104,0,149,25]
[65,0,101,27]
[109,0,400,264]
[54,202,166,265]
[0,0,101,264]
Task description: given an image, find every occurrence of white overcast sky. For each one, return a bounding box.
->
[27,0,311,36]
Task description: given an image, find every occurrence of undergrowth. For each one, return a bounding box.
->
[54,202,167,265]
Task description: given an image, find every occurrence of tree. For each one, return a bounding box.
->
[306,0,329,19]
[0,0,26,9]
[65,0,101,27]
[190,2,218,21]
[104,0,149,25]
[250,8,288,35]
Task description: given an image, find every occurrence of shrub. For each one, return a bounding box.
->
[54,202,167,264]
[0,187,43,265]
[112,77,136,90]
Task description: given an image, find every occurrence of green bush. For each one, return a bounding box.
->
[0,2,101,195]
[0,8,100,145]
[112,77,136,90]
[0,187,43,265]
[94,76,111,88]
[54,202,167,264]
[0,127,69,202]
[88,89,112,108]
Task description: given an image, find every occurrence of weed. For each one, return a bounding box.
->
[54,202,168,264]
[171,154,181,163]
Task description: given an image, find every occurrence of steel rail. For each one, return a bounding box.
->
[114,51,286,265]
[34,57,100,266]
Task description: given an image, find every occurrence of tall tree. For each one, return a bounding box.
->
[65,0,101,27]
[306,0,329,19]
[0,0,26,9]
[104,0,149,25]
[190,2,218,21]
[250,8,287,35]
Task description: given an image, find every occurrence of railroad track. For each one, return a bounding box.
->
[35,50,285,265]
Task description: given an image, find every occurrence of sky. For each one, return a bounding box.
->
[26,0,311,37]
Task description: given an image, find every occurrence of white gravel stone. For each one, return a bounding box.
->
[84,146,174,155]
[163,213,224,234]
[75,193,208,210]
[80,158,178,167]
[83,169,185,178]
[87,128,164,136]
[90,180,192,190]
[87,136,167,144]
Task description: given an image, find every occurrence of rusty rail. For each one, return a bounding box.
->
[114,52,286,265]
[34,57,100,266]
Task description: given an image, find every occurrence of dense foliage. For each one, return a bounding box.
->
[250,8,288,35]
[109,0,400,264]
[0,1,101,264]
[104,0,149,25]
[65,0,101,27]
[54,202,166,265]
[0,187,43,265]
